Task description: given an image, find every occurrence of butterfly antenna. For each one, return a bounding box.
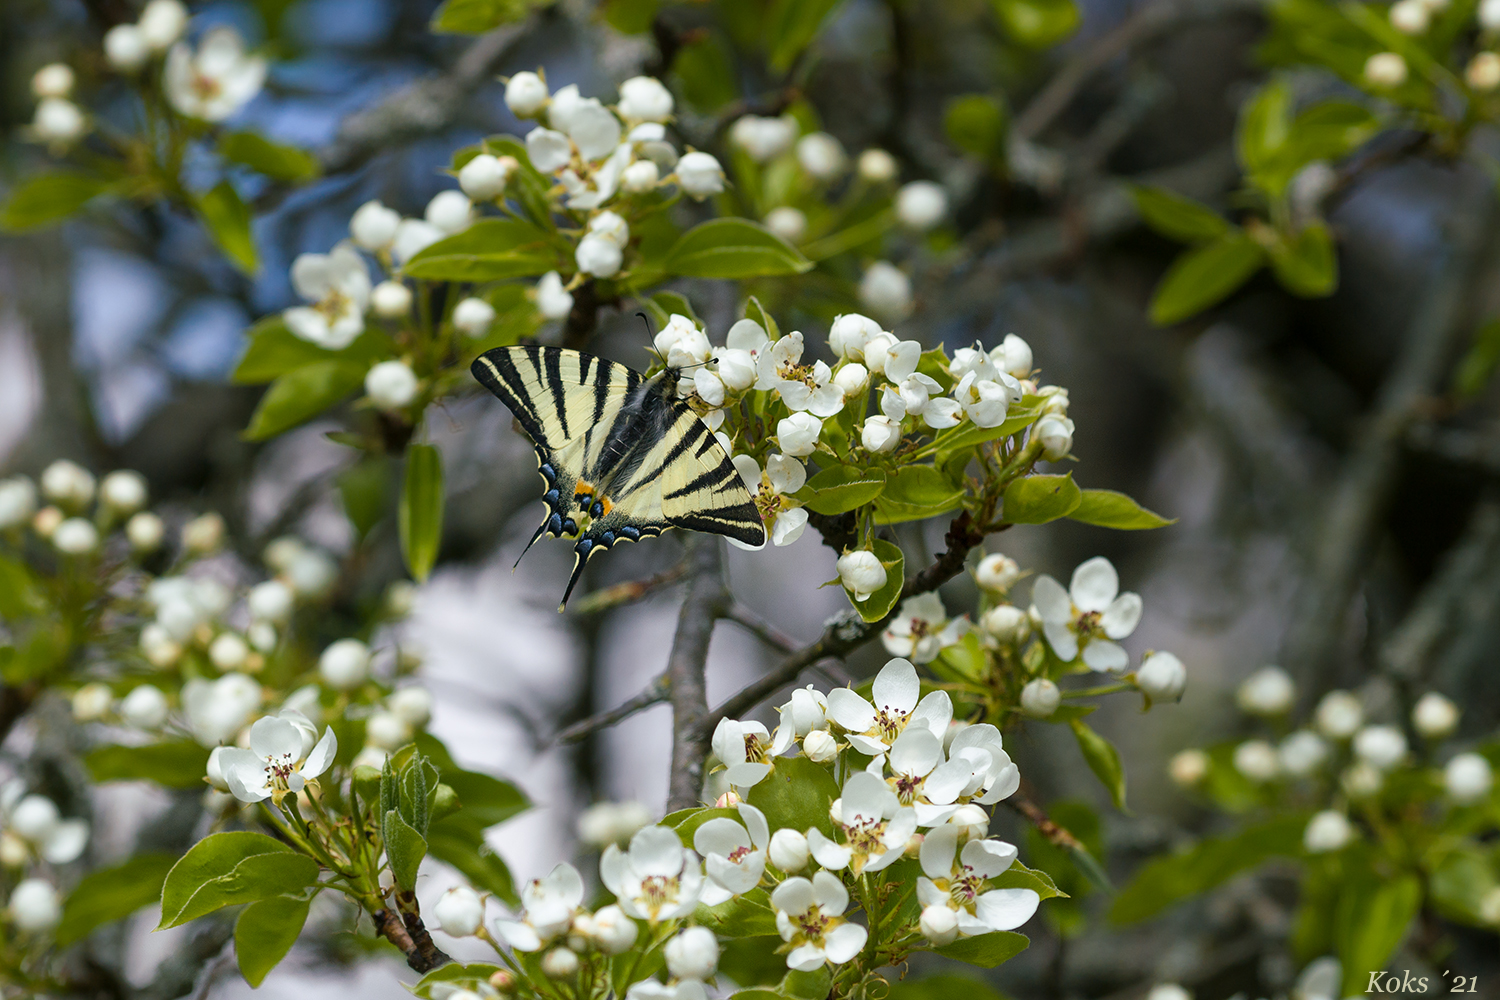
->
[638,312,669,368]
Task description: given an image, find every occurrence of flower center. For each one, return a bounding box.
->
[872,706,909,743]
[790,906,837,946]
[1074,609,1103,638]
[261,752,298,788]
[191,72,223,100]
[893,773,924,805]
[950,868,986,905]
[316,289,351,322]
[753,484,787,520]
[743,732,769,764]
[728,845,754,864]
[638,874,679,915]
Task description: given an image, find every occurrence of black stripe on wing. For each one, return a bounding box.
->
[472,348,551,446]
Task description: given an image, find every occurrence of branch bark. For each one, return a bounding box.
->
[665,535,730,812]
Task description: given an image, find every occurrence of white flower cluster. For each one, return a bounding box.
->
[0,782,89,868]
[1,461,168,559]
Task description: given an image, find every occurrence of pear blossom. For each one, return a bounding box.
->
[577,801,652,848]
[126,512,164,551]
[105,24,150,71]
[829,314,883,361]
[861,415,901,453]
[1353,725,1407,771]
[917,825,1038,937]
[1279,730,1329,777]
[392,219,443,265]
[496,862,585,950]
[765,206,807,242]
[714,346,757,393]
[826,658,951,755]
[770,686,831,755]
[217,714,336,803]
[1030,557,1141,670]
[806,772,918,875]
[526,127,572,173]
[859,262,912,319]
[366,360,419,409]
[621,159,661,192]
[882,593,968,665]
[1020,678,1060,717]
[990,333,1033,378]
[665,926,719,981]
[453,297,497,338]
[776,413,822,458]
[1234,740,1279,782]
[1136,651,1186,703]
[120,683,169,728]
[592,904,639,953]
[945,724,1021,804]
[505,71,549,117]
[31,98,86,147]
[182,672,262,745]
[283,243,370,350]
[139,0,188,50]
[732,454,807,547]
[319,638,370,690]
[711,717,774,789]
[1169,749,1209,787]
[1364,51,1408,87]
[1412,692,1458,738]
[730,115,798,161]
[897,180,948,230]
[981,604,1029,644]
[878,724,1002,826]
[41,460,95,508]
[1445,753,1493,803]
[459,152,515,200]
[675,152,725,199]
[434,886,485,936]
[1303,810,1353,852]
[1314,690,1363,738]
[534,271,574,320]
[771,870,867,971]
[618,76,673,122]
[858,148,898,182]
[164,28,267,122]
[1035,415,1074,461]
[350,200,401,251]
[652,314,710,368]
[693,802,770,903]
[8,878,61,933]
[0,786,89,864]
[576,233,623,277]
[1238,666,1295,716]
[0,477,38,529]
[600,825,703,924]
[862,333,921,382]
[975,553,1021,592]
[954,371,1022,428]
[796,132,846,179]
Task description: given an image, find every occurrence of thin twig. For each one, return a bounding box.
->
[721,602,801,653]
[555,674,671,744]
[566,562,688,616]
[665,536,730,812]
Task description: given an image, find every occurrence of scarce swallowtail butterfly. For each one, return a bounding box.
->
[472,345,768,610]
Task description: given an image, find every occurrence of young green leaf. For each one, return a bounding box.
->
[431,0,545,32]
[403,219,562,281]
[764,0,843,72]
[1268,221,1337,298]
[603,0,658,33]
[874,466,963,524]
[85,741,212,789]
[746,756,841,839]
[219,131,321,181]
[384,808,428,891]
[944,95,1008,161]
[400,444,445,582]
[933,929,1030,967]
[846,537,905,623]
[194,180,258,274]
[56,853,176,945]
[1148,232,1266,326]
[243,361,366,441]
[1067,489,1175,530]
[1335,873,1421,997]
[339,456,390,541]
[158,832,318,929]
[235,894,313,987]
[990,0,1080,47]
[662,219,813,279]
[1069,719,1127,810]
[1002,472,1082,524]
[0,172,108,232]
[232,318,389,385]
[798,465,886,515]
[1130,186,1231,243]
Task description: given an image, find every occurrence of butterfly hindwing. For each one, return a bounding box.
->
[471,345,768,609]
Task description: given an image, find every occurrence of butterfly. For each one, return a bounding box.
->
[471,345,767,610]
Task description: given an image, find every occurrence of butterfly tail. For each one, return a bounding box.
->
[515,511,558,570]
[557,536,602,611]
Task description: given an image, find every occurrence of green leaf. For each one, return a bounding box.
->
[604,0,657,33]
[798,465,886,515]
[746,756,840,838]
[1454,317,1500,398]
[1067,489,1175,530]
[845,537,904,623]
[1002,472,1081,525]
[400,444,445,582]
[415,734,530,828]
[673,34,740,113]
[339,456,390,540]
[159,832,318,929]
[662,219,813,279]
[0,172,108,231]
[56,853,175,945]
[934,631,989,683]
[1236,79,1293,181]
[1428,846,1498,926]
[431,0,547,32]
[426,819,518,905]
[85,741,212,789]
[1108,813,1307,924]
[232,317,389,385]
[765,0,844,72]
[404,219,562,281]
[779,967,833,999]
[992,859,1066,901]
[384,808,428,891]
[932,403,1043,456]
[1335,873,1421,996]
[934,930,1030,967]
[1148,231,1266,325]
[243,361,366,441]
[0,555,42,620]
[1069,719,1126,810]
[874,465,963,524]
[886,974,1010,1000]
[412,964,507,999]
[1130,186,1231,243]
[219,131,321,181]
[1268,222,1337,297]
[194,180,258,274]
[990,0,1079,47]
[696,888,781,939]
[235,894,312,987]
[944,95,1008,161]
[401,753,432,834]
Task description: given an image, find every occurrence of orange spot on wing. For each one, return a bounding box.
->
[574,480,594,498]
[599,497,613,516]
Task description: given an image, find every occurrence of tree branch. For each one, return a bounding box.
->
[555,673,671,744]
[721,602,801,653]
[665,535,730,812]
[374,899,451,973]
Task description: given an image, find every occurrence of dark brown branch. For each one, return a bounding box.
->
[0,683,37,748]
[560,280,601,351]
[374,900,450,973]
[721,602,801,653]
[566,561,687,615]
[665,536,731,812]
[555,673,670,744]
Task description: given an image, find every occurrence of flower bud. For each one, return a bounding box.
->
[33,507,63,538]
[765,206,807,243]
[534,272,574,320]
[181,512,225,554]
[1147,985,1192,1000]
[974,553,1020,592]
[32,64,75,99]
[588,210,630,248]
[1353,725,1407,771]
[248,622,277,652]
[319,638,370,690]
[731,114,797,161]
[1314,690,1362,738]
[1236,665,1294,716]
[0,477,38,530]
[434,886,485,936]
[393,219,444,265]
[350,200,401,251]
[1444,752,1493,803]
[768,828,809,872]
[32,98,86,145]
[837,549,887,602]
[1389,0,1429,33]
[366,709,411,750]
[120,684,169,729]
[245,580,292,624]
[777,412,822,458]
[10,796,59,840]
[1278,730,1328,777]
[858,261,912,320]
[120,512,162,553]
[389,686,433,728]
[857,148,898,183]
[0,832,29,867]
[1136,651,1186,704]
[1169,749,1209,787]
[365,360,420,410]
[896,181,947,231]
[140,622,182,667]
[919,904,959,945]
[675,151,725,199]
[1412,691,1458,738]
[138,0,188,51]
[618,76,673,122]
[541,946,580,979]
[100,470,148,514]
[1035,415,1074,462]
[980,604,1029,644]
[209,632,249,671]
[1303,810,1353,853]
[1020,678,1060,718]
[832,362,869,398]
[665,926,719,979]
[1364,51,1408,87]
[8,878,61,933]
[576,233,623,278]
[1467,51,1500,90]
[41,459,95,508]
[1342,760,1384,798]
[802,729,838,762]
[860,415,901,454]
[621,159,660,193]
[592,904,638,954]
[796,132,846,179]
[1483,0,1500,29]
[72,682,114,721]
[105,24,150,72]
[371,280,413,319]
[1232,739,1279,782]
[828,313,881,361]
[425,190,473,235]
[452,297,497,338]
[458,153,513,200]
[505,71,549,117]
[53,517,99,555]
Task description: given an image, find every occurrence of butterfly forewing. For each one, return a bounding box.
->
[471,345,768,609]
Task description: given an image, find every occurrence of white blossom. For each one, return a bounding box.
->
[730,114,798,161]
[72,682,113,722]
[863,333,921,382]
[857,148,898,183]
[8,878,61,933]
[578,801,652,849]
[350,200,401,251]
[829,313,882,361]
[981,604,1029,644]
[425,190,473,235]
[665,926,719,980]
[1412,692,1458,738]
[458,153,515,200]
[389,687,432,728]
[990,333,1033,378]
[371,280,412,319]
[1467,51,1500,90]
[768,829,809,872]
[796,133,846,179]
[1031,557,1140,670]
[41,460,95,508]
[534,271,574,320]
[1136,651,1186,703]
[208,632,249,670]
[835,549,887,602]
[217,714,336,803]
[826,658,951,755]
[284,243,370,350]
[1237,666,1295,716]
[654,315,712,368]
[1364,51,1408,87]
[975,553,1020,592]
[765,206,807,243]
[592,904,639,954]
[776,412,822,458]
[505,71,549,117]
[897,181,948,230]
[917,825,1038,937]
[139,0,188,50]
[120,684,169,729]
[693,802,769,903]
[622,159,660,193]
[123,512,162,552]
[1342,761,1384,798]
[618,76,673,122]
[182,512,225,553]
[1303,810,1353,852]
[526,127,572,173]
[453,297,497,338]
[1353,725,1407,771]
[319,638,370,690]
[2,789,89,864]
[1445,752,1493,803]
[882,592,968,664]
[861,415,901,453]
[1169,749,1209,787]
[600,826,703,924]
[770,870,866,972]
[1233,740,1279,782]
[99,470,147,513]
[769,686,831,756]
[807,772,918,875]
[53,518,99,555]
[859,261,912,319]
[1278,731,1329,777]
[733,454,807,547]
[1389,0,1430,32]
[954,371,1021,428]
[366,360,419,410]
[434,886,485,936]
[496,862,585,950]
[576,233,623,277]
[32,98,86,146]
[390,218,443,266]
[1020,678,1060,717]
[164,28,266,122]
[675,152,725,199]
[0,477,38,529]
[1035,415,1074,461]
[711,718,774,789]
[105,24,150,72]
[1314,690,1363,738]
[32,64,74,99]
[1148,985,1192,1000]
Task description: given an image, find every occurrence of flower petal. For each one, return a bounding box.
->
[919,823,959,879]
[739,803,770,848]
[1101,592,1143,639]
[824,922,867,963]
[909,690,953,740]
[693,817,751,858]
[1043,621,1078,662]
[726,762,773,787]
[805,829,851,871]
[628,826,686,877]
[974,888,1040,930]
[301,726,337,779]
[1069,556,1118,612]
[825,690,876,733]
[961,838,1018,878]
[248,716,302,762]
[872,658,920,713]
[786,944,827,971]
[811,870,848,912]
[771,875,817,914]
[889,728,941,778]
[1082,639,1128,672]
[1030,575,1071,623]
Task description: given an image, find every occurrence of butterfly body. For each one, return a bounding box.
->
[472,345,766,609]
